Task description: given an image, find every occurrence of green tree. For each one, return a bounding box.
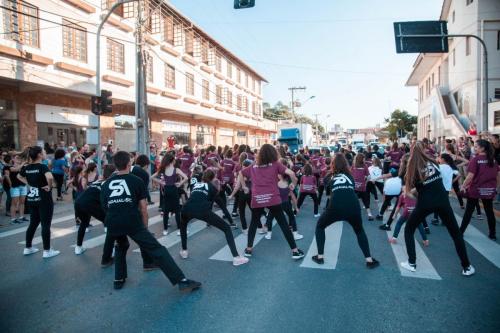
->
[384,109,417,140]
[263,101,325,132]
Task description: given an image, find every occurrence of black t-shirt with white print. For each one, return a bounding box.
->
[76,180,103,213]
[19,163,51,205]
[183,180,217,212]
[414,162,447,203]
[100,173,147,236]
[327,172,360,210]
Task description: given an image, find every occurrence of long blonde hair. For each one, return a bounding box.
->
[405,142,436,192]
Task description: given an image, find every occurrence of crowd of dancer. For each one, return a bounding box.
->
[1,133,499,291]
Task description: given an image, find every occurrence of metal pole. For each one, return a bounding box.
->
[397,33,489,131]
[95,0,136,171]
[288,86,306,123]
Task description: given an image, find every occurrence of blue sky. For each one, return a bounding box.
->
[169,0,443,129]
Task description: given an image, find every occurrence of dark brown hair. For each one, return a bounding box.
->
[331,153,351,176]
[202,169,215,183]
[257,144,278,165]
[303,163,313,176]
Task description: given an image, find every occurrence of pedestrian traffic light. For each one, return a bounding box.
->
[101,90,112,114]
[234,0,255,9]
[90,90,112,115]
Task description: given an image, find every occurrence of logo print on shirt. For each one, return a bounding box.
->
[108,179,131,197]
[333,174,353,186]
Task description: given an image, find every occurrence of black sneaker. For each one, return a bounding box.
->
[143,263,160,271]
[376,215,383,221]
[222,215,228,220]
[312,255,324,265]
[292,249,305,260]
[101,258,114,268]
[178,279,202,292]
[366,258,380,269]
[424,227,431,234]
[379,224,391,231]
[113,279,126,290]
[244,248,252,257]
[231,212,239,217]
[431,219,439,226]
[489,234,497,241]
[368,215,374,221]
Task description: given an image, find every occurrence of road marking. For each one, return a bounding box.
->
[71,215,163,249]
[19,225,96,245]
[209,221,276,262]
[300,222,343,270]
[386,225,441,280]
[455,213,500,269]
[0,204,158,239]
[133,220,207,252]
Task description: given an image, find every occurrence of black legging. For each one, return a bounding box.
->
[297,192,319,214]
[181,210,238,257]
[460,198,496,236]
[114,228,185,283]
[247,204,297,249]
[404,201,470,268]
[231,190,239,214]
[318,184,325,203]
[366,181,384,200]
[52,173,64,198]
[214,191,234,224]
[379,195,399,215]
[237,191,251,230]
[452,180,464,207]
[266,200,297,232]
[315,206,371,258]
[25,198,54,250]
[355,190,370,209]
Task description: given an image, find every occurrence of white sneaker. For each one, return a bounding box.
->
[293,231,304,240]
[177,230,189,236]
[462,265,475,276]
[400,261,416,272]
[162,230,168,236]
[265,232,272,240]
[233,256,249,266]
[257,228,266,234]
[74,246,86,255]
[85,228,90,233]
[111,247,115,258]
[43,249,60,259]
[180,250,189,259]
[242,229,248,235]
[23,247,39,256]
[104,227,107,233]
[314,214,321,218]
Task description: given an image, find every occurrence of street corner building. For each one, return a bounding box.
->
[0,0,277,152]
[405,0,500,143]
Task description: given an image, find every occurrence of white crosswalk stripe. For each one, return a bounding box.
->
[455,213,500,269]
[386,225,441,280]
[210,221,276,261]
[300,222,343,270]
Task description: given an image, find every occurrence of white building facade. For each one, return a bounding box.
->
[0,0,276,151]
[406,0,500,141]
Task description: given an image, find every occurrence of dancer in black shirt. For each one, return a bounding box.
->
[100,151,200,291]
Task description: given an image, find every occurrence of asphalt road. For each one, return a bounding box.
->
[0,192,499,333]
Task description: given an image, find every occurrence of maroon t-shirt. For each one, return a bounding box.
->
[388,150,403,167]
[221,158,236,184]
[467,155,499,199]
[300,175,317,193]
[204,153,220,165]
[351,166,369,192]
[178,153,194,177]
[241,161,287,208]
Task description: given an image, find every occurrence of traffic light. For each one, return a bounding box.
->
[90,90,112,115]
[234,0,255,9]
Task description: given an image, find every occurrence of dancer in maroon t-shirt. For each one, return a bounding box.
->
[238,144,305,259]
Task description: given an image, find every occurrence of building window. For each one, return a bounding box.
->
[164,63,175,89]
[227,90,233,107]
[466,37,471,56]
[145,52,153,83]
[202,80,210,100]
[2,0,39,47]
[107,38,125,73]
[227,61,232,79]
[163,14,174,44]
[495,111,500,126]
[495,88,500,99]
[236,94,242,111]
[0,99,19,150]
[62,19,87,62]
[201,41,209,64]
[497,31,500,50]
[452,49,456,66]
[222,88,228,105]
[242,96,248,112]
[452,10,455,23]
[236,68,241,84]
[185,29,194,56]
[216,85,223,104]
[252,101,256,115]
[185,73,194,95]
[466,0,473,6]
[245,73,249,88]
[215,53,222,72]
[431,73,435,87]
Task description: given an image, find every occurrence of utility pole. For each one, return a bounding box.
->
[288,86,306,122]
[135,0,149,154]
[313,113,320,145]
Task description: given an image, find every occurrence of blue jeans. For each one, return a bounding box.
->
[393,215,427,241]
